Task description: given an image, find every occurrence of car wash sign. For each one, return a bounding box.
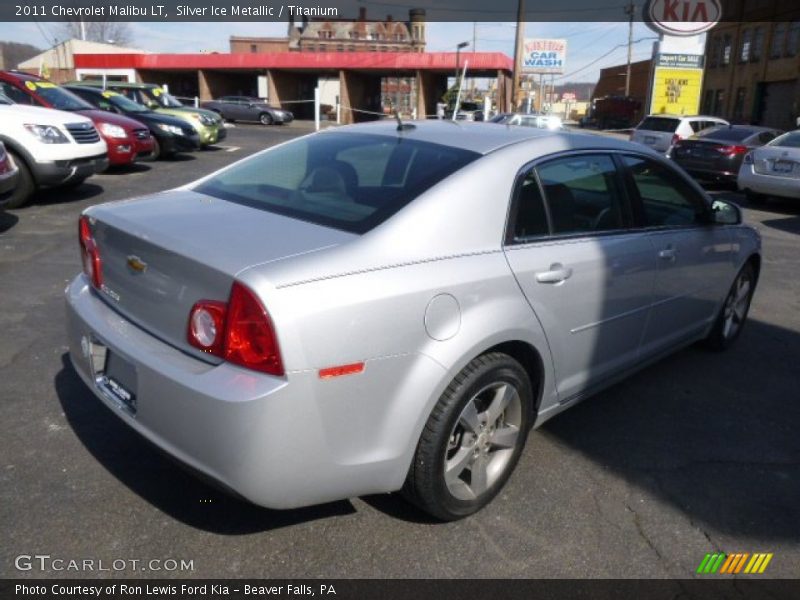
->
[522,39,567,74]
[644,0,722,36]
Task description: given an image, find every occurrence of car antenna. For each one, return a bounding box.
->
[391,100,415,132]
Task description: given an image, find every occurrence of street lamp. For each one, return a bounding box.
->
[455,41,469,85]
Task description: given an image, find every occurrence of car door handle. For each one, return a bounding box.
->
[658,248,677,262]
[535,264,573,284]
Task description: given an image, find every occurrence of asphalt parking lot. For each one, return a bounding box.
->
[1,123,799,579]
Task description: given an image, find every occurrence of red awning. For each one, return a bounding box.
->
[74,51,513,73]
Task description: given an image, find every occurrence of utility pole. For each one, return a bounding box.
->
[512,0,525,112]
[79,19,87,41]
[624,0,635,97]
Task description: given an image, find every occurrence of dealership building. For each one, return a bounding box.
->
[701,2,800,130]
[16,9,513,122]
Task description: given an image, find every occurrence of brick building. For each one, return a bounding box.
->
[228,8,426,113]
[702,1,800,130]
[229,8,426,55]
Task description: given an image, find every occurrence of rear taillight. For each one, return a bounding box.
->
[225,282,283,375]
[671,133,682,145]
[716,145,748,155]
[78,215,103,288]
[187,300,227,355]
[187,282,284,376]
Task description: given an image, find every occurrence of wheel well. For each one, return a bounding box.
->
[484,340,545,417]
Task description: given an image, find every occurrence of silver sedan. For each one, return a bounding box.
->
[66,122,760,520]
[738,130,800,203]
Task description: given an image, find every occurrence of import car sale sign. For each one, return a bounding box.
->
[522,39,567,74]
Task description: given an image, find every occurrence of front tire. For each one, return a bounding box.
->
[259,112,273,126]
[705,261,756,351]
[403,352,533,521]
[3,153,35,209]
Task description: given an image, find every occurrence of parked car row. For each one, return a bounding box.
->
[628,113,799,203]
[0,71,298,209]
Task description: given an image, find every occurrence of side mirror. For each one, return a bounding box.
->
[711,199,742,225]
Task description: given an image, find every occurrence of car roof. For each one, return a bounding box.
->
[0,70,42,82]
[328,120,642,155]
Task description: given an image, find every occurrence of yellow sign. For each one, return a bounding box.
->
[649,66,704,116]
[102,91,120,98]
[24,81,36,90]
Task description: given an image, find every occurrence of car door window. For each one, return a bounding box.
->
[508,172,549,242]
[0,82,34,105]
[622,155,708,228]
[535,154,626,235]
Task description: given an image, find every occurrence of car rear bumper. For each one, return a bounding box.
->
[32,153,108,186]
[65,275,442,509]
[738,165,800,199]
[674,163,738,182]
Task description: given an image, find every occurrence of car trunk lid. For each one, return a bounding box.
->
[87,190,356,360]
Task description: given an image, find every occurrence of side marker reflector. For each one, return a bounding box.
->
[319,362,365,379]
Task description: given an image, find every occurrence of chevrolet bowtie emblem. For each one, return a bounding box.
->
[127,255,147,273]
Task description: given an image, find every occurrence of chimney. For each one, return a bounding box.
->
[358,7,366,21]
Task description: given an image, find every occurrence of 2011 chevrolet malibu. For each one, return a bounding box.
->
[66,122,760,520]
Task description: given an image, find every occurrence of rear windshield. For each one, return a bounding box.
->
[638,117,680,132]
[768,131,800,148]
[195,132,480,234]
[697,127,751,141]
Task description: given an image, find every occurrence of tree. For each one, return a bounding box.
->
[56,21,133,46]
[0,42,42,69]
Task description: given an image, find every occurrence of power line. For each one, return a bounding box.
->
[553,36,656,80]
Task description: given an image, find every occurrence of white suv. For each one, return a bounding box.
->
[0,102,108,208]
[630,114,729,154]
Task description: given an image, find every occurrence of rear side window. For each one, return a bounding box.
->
[639,117,679,132]
[0,82,34,105]
[509,173,549,241]
[622,156,708,228]
[769,131,800,148]
[536,154,626,235]
[195,133,479,234]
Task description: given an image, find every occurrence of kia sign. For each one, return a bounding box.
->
[643,0,722,37]
[522,39,567,74]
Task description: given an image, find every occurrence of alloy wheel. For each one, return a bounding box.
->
[444,381,522,501]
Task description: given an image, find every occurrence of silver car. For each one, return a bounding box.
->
[738,130,800,203]
[66,122,760,520]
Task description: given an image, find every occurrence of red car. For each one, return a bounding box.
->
[0,71,154,166]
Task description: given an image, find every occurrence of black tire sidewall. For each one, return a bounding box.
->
[4,154,35,209]
[707,262,756,351]
[411,353,533,520]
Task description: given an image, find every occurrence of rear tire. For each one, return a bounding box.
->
[403,352,533,521]
[3,154,35,209]
[150,137,161,161]
[259,112,273,126]
[704,261,756,351]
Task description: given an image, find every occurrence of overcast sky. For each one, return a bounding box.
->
[0,20,658,83]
